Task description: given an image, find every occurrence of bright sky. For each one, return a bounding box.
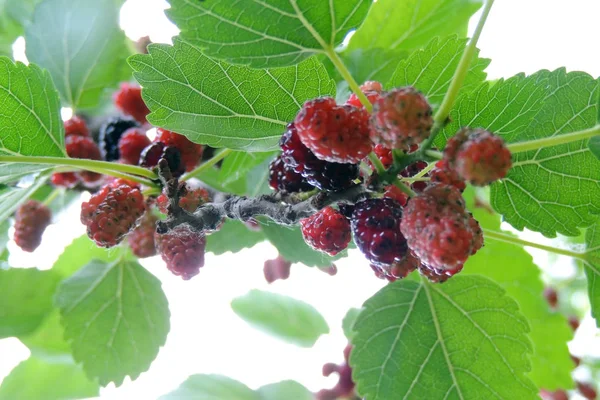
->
[1,0,600,399]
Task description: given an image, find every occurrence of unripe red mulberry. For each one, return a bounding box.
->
[156,226,206,280]
[300,207,351,256]
[371,87,433,150]
[294,97,372,163]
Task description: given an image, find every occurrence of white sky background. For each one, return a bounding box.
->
[1,0,600,399]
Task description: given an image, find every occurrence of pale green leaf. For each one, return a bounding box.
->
[584,222,600,327]
[0,356,99,400]
[130,41,335,151]
[256,380,312,400]
[342,307,361,341]
[348,0,481,52]
[260,222,341,267]
[19,310,72,358]
[206,220,265,255]
[25,0,131,109]
[159,375,257,400]
[463,192,574,389]
[231,289,329,347]
[351,276,537,400]
[0,174,49,223]
[219,151,276,185]
[0,268,61,338]
[52,234,125,278]
[166,0,371,68]
[388,36,490,106]
[55,259,170,386]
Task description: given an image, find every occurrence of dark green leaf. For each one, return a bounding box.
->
[0,356,99,400]
[231,289,329,347]
[351,276,537,400]
[159,374,257,400]
[130,41,335,151]
[260,222,341,267]
[206,220,265,255]
[440,69,600,237]
[342,307,361,341]
[388,36,490,106]
[348,0,481,52]
[256,381,312,400]
[166,0,371,68]
[55,259,170,386]
[464,192,575,389]
[0,268,61,338]
[25,0,131,109]
[219,151,276,185]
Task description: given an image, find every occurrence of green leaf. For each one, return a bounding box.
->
[0,220,9,257]
[0,268,61,338]
[166,0,371,68]
[206,220,265,255]
[219,151,276,185]
[588,136,600,161]
[52,234,124,278]
[441,69,600,237]
[584,222,600,327]
[159,375,257,400]
[0,356,99,400]
[231,289,329,347]
[463,194,574,389]
[0,174,49,223]
[19,310,71,358]
[55,259,170,386]
[260,222,341,267]
[130,40,335,151]
[0,58,65,182]
[342,307,361,341]
[348,0,481,52]
[256,381,312,400]
[351,276,537,400]
[388,36,490,106]
[323,48,407,87]
[25,0,131,109]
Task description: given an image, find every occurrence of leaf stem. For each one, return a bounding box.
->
[507,124,600,153]
[180,148,233,181]
[367,152,386,175]
[425,150,443,160]
[483,229,585,260]
[325,48,372,112]
[0,155,157,179]
[42,188,63,206]
[429,0,495,141]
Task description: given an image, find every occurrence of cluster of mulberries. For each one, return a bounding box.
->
[272,81,512,282]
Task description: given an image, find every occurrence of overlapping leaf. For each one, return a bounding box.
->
[25,0,131,109]
[440,69,600,237]
[351,276,537,400]
[0,268,61,338]
[166,0,371,68]
[231,289,329,347]
[348,0,481,52]
[260,222,342,267]
[464,197,574,389]
[130,40,335,151]
[0,356,99,400]
[160,375,312,400]
[388,36,490,106]
[206,220,265,255]
[55,259,170,386]
[219,151,276,185]
[584,222,600,327]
